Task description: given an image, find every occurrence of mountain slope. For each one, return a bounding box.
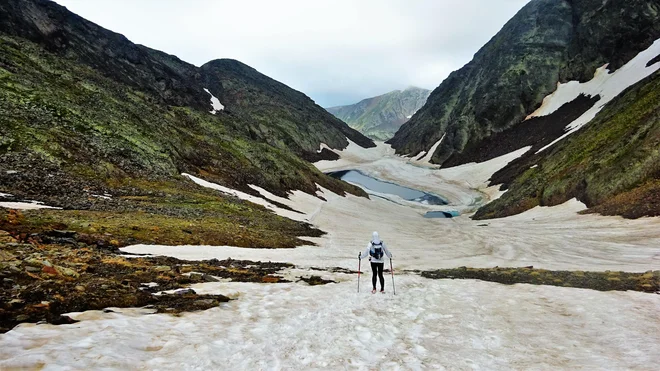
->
[0,0,373,163]
[0,0,372,250]
[474,70,660,220]
[200,59,374,161]
[387,0,660,165]
[326,87,430,141]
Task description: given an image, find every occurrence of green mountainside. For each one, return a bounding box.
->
[475,71,660,220]
[0,0,373,248]
[381,0,660,219]
[326,87,430,141]
[200,59,374,161]
[388,0,660,165]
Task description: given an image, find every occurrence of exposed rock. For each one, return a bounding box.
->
[389,0,660,165]
[56,266,80,278]
[47,230,77,238]
[193,299,216,307]
[298,275,336,286]
[189,272,204,281]
[41,266,57,275]
[202,274,219,282]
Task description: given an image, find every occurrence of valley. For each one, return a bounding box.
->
[2,141,659,369]
[1,0,659,369]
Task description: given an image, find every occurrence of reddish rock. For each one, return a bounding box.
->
[42,266,58,275]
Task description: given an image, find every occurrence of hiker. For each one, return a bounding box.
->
[360,231,392,294]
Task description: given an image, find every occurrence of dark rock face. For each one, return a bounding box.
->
[388,0,660,164]
[474,71,660,220]
[0,0,373,161]
[0,0,208,111]
[326,87,431,141]
[442,94,600,168]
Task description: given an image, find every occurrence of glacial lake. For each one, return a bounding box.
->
[326,170,448,206]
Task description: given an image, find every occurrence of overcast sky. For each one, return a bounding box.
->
[54,0,529,107]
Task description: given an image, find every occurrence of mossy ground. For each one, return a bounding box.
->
[422,267,659,293]
[0,34,365,206]
[0,229,294,333]
[1,177,323,249]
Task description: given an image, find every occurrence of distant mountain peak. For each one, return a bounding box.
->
[326,88,430,141]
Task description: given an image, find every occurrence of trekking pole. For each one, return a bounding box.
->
[357,253,361,293]
[390,258,396,295]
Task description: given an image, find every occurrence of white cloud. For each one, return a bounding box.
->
[54,0,530,106]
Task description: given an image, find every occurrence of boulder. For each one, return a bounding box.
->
[56,266,80,278]
[154,265,171,273]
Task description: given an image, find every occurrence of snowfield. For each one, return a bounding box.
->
[2,278,659,370]
[1,141,659,369]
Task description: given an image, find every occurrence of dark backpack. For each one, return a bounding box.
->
[370,241,383,259]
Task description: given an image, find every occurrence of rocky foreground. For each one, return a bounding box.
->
[0,228,295,333]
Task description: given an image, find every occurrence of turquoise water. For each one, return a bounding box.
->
[327,170,448,206]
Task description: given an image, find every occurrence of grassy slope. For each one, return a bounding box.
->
[474,71,660,219]
[200,60,374,160]
[0,35,367,247]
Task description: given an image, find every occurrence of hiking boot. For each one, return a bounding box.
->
[380,289,385,294]
[371,289,377,294]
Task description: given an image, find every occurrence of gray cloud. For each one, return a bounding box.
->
[54,0,530,107]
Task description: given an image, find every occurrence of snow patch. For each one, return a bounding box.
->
[315,138,392,172]
[91,194,111,200]
[530,38,660,152]
[182,173,324,223]
[0,201,61,210]
[411,151,426,161]
[418,134,445,164]
[0,192,13,198]
[439,146,531,189]
[203,88,224,114]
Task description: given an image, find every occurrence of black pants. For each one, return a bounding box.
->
[371,262,385,290]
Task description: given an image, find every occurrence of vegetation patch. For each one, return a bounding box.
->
[0,178,324,249]
[475,71,660,220]
[0,230,295,333]
[421,266,659,293]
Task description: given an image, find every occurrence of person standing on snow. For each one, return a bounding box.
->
[360,231,393,294]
